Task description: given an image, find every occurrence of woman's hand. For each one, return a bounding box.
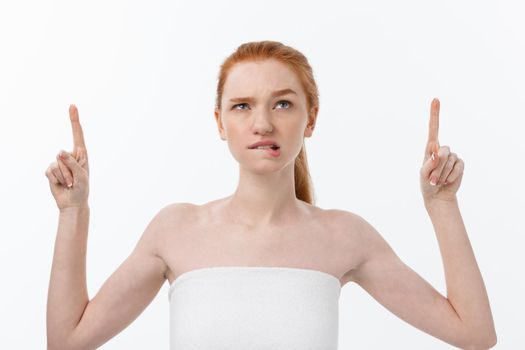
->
[45,104,90,210]
[420,98,465,204]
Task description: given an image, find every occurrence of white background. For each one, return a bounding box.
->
[1,0,523,348]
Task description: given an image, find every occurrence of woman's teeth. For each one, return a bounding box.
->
[255,145,279,149]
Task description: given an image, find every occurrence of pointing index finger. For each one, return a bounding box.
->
[426,98,440,155]
[69,104,86,152]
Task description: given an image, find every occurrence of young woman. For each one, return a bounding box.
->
[46,40,496,349]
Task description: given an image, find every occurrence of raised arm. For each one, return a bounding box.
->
[342,98,496,349]
[46,200,182,349]
[46,104,92,348]
[344,211,496,349]
[62,205,172,350]
[45,105,175,349]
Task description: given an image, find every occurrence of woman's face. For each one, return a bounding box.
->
[215,59,317,172]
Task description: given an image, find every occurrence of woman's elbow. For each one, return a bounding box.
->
[462,332,497,350]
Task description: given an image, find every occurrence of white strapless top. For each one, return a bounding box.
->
[168,266,342,350]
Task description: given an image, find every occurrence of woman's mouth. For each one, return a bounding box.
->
[251,145,281,157]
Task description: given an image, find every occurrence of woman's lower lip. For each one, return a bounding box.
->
[252,148,281,157]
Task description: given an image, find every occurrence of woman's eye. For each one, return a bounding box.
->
[232,101,292,110]
[232,103,249,110]
[276,100,292,109]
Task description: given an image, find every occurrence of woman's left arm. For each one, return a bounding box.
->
[344,98,496,349]
[419,98,496,347]
[424,197,497,348]
[344,205,497,349]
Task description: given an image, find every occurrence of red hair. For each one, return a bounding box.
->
[215,40,319,205]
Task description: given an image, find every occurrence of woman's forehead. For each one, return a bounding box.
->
[224,60,303,98]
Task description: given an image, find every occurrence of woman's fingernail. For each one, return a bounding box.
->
[430,176,437,186]
[431,152,435,161]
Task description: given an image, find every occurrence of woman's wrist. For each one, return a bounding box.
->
[59,204,90,215]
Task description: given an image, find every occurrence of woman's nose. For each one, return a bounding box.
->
[251,111,274,134]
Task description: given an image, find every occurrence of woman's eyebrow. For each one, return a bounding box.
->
[229,88,297,103]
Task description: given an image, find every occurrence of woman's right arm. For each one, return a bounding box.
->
[46,105,172,349]
[46,104,92,348]
[47,204,172,350]
[47,205,90,349]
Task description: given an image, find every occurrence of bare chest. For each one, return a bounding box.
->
[159,205,361,287]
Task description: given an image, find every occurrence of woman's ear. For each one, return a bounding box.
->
[304,106,318,137]
[214,108,227,140]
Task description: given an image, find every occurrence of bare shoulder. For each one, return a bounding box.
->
[319,208,368,237]
[150,201,200,243]
[155,202,197,223]
[143,202,196,241]
[324,208,382,242]
[321,208,387,282]
[143,202,198,276]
